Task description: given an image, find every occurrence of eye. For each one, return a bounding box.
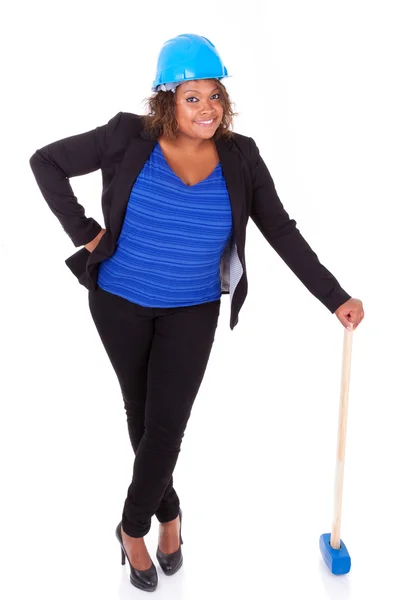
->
[185,93,221,103]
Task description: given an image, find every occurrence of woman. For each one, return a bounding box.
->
[29,33,364,593]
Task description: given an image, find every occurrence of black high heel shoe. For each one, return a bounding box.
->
[115,522,158,592]
[156,508,184,576]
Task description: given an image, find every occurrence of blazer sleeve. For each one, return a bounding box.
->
[248,136,351,313]
[29,111,123,247]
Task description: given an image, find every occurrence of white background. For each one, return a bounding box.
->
[2,1,399,598]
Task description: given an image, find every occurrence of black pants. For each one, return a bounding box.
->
[88,285,221,537]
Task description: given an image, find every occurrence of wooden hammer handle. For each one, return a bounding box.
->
[331,323,354,550]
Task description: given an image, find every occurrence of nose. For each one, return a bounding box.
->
[199,97,215,115]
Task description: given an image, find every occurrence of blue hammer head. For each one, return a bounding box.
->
[319,533,351,575]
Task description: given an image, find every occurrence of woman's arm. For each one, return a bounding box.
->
[29,111,123,248]
[248,136,351,313]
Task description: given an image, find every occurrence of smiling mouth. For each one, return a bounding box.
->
[194,118,217,126]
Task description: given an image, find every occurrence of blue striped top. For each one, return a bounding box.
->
[97,141,233,307]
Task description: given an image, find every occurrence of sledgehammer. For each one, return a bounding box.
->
[319,322,354,575]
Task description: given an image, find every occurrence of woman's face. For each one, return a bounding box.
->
[174,79,224,140]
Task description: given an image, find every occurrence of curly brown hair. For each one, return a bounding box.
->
[141,78,238,140]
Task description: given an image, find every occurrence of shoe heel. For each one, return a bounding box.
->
[121,546,126,565]
[179,509,183,544]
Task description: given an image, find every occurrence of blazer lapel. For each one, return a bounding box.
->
[109,134,157,240]
[215,137,245,256]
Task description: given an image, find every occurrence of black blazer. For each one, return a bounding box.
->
[29,111,351,330]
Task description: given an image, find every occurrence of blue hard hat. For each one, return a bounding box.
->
[151,33,230,92]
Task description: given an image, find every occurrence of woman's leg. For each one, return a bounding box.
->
[122,297,221,538]
[88,286,180,524]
